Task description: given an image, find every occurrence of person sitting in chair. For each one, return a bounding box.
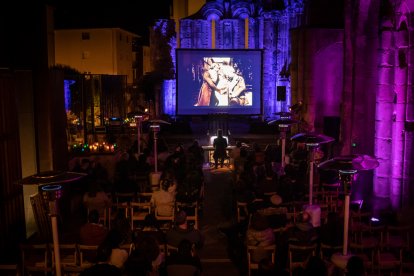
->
[213,129,228,169]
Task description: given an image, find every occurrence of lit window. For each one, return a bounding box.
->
[82,51,90,59]
[81,32,90,40]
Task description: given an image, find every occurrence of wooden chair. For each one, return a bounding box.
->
[20,243,52,276]
[137,192,153,203]
[176,201,199,229]
[0,264,20,276]
[78,244,99,269]
[385,224,411,250]
[107,201,129,229]
[134,173,151,193]
[114,192,136,204]
[236,201,249,223]
[166,244,179,257]
[377,245,403,275]
[155,203,175,230]
[349,241,377,274]
[166,264,200,276]
[130,202,151,230]
[288,243,317,276]
[49,243,79,273]
[385,224,412,271]
[247,245,275,276]
[319,243,343,262]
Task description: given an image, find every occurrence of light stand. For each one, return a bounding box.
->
[330,169,356,268]
[279,124,289,172]
[134,115,143,156]
[306,143,319,206]
[268,112,298,175]
[150,124,160,173]
[291,132,335,206]
[318,154,379,269]
[339,169,356,256]
[42,184,63,276]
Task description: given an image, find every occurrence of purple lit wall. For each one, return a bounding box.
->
[375,5,414,209]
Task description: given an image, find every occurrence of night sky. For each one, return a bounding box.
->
[53,1,172,43]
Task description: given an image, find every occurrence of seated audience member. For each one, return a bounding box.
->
[124,235,164,276]
[89,156,110,191]
[80,242,122,276]
[257,257,277,276]
[176,163,204,204]
[275,211,317,271]
[346,255,365,276]
[102,229,129,269]
[165,239,202,274]
[83,182,111,217]
[113,151,136,193]
[187,139,204,167]
[151,178,176,217]
[134,213,166,245]
[111,211,133,245]
[303,255,328,276]
[80,209,109,245]
[246,212,275,263]
[166,210,204,250]
[286,211,316,244]
[262,194,288,229]
[320,212,343,248]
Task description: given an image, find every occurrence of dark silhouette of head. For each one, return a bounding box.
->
[304,256,327,276]
[88,209,100,223]
[217,129,223,137]
[346,255,365,276]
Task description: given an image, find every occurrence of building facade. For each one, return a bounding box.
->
[55,28,139,85]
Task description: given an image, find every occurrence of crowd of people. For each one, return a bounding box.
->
[64,134,207,275]
[61,134,375,276]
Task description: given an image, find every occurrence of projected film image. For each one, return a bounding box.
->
[176,49,262,115]
[195,57,252,107]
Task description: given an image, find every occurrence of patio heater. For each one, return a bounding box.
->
[291,132,335,205]
[268,112,298,174]
[134,115,143,156]
[318,154,379,268]
[148,119,171,190]
[19,171,86,276]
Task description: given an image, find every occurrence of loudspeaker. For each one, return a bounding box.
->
[277,86,286,101]
[323,116,340,141]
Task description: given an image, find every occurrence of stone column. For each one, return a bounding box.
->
[374,22,394,198]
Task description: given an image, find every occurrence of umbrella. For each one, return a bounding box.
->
[19,171,87,185]
[291,132,335,145]
[274,111,293,117]
[148,119,171,125]
[267,118,299,126]
[318,154,379,172]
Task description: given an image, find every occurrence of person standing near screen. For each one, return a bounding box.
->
[213,129,228,169]
[194,59,223,106]
[228,68,248,106]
